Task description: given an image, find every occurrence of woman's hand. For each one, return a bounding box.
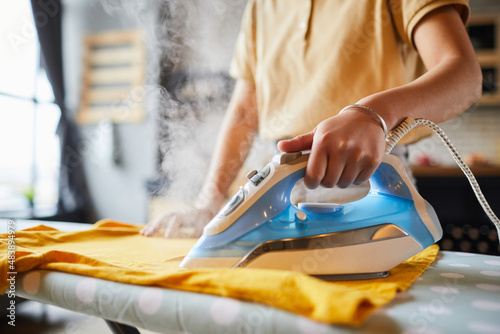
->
[277,108,386,189]
[140,206,217,238]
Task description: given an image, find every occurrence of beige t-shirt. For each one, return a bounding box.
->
[229,0,470,144]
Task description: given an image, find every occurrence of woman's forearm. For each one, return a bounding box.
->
[195,80,259,211]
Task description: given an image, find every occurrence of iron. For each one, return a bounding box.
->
[180,151,442,279]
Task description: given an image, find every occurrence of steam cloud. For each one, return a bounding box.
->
[96,0,248,205]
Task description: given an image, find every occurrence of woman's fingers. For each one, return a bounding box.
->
[278,112,386,189]
[140,207,214,238]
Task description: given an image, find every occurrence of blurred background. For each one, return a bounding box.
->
[0,0,498,256]
[0,1,499,333]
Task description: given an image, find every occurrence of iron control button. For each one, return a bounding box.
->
[249,165,271,186]
[278,152,302,165]
[258,164,271,178]
[246,170,258,180]
[216,187,246,218]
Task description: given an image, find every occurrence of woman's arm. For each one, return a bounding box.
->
[359,5,482,130]
[196,79,259,210]
[278,5,481,190]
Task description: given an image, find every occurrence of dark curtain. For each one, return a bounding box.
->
[31,0,92,222]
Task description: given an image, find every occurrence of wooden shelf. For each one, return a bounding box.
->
[411,165,500,177]
[468,15,500,105]
[77,29,147,124]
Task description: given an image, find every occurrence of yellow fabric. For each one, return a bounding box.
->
[229,0,469,144]
[0,220,439,326]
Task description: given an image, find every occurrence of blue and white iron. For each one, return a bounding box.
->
[180,151,442,279]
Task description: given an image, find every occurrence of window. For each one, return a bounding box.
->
[0,0,60,217]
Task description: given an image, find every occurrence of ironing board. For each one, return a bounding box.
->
[3,220,500,333]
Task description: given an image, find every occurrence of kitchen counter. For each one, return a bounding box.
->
[411,165,500,177]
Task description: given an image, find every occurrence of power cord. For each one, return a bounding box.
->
[385,117,500,243]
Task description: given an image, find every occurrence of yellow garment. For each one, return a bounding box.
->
[0,220,438,326]
[229,0,469,144]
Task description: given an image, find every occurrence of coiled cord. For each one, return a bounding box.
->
[385,117,500,243]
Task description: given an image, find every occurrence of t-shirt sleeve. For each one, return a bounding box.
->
[389,0,470,49]
[229,0,257,83]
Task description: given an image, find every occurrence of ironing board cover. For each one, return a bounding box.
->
[0,220,438,326]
